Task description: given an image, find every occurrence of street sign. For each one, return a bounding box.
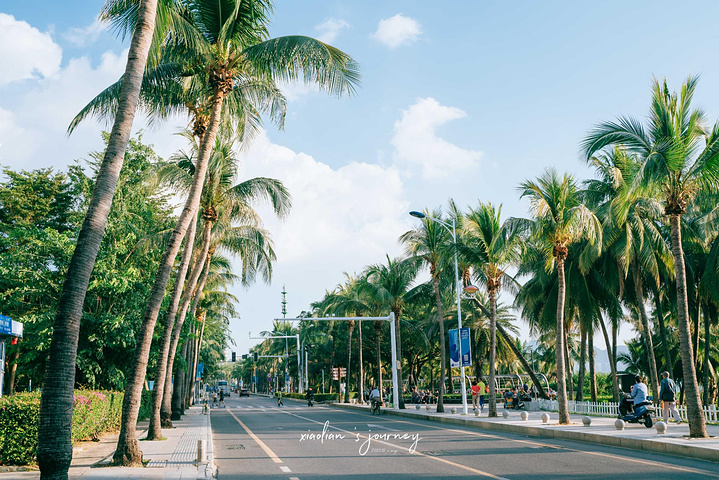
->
[0,315,22,338]
[285,373,289,383]
[252,375,257,384]
[331,367,347,380]
[449,327,472,368]
[196,363,204,381]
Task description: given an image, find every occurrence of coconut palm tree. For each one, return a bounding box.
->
[582,76,719,437]
[363,256,421,409]
[36,2,159,478]
[147,134,288,438]
[400,209,455,412]
[104,2,357,464]
[516,169,602,424]
[458,202,522,417]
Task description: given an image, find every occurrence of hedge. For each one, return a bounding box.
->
[0,390,125,466]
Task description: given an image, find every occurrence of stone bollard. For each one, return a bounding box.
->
[655,421,667,434]
[450,407,457,414]
[520,411,529,421]
[582,416,591,427]
[541,413,550,424]
[416,404,421,410]
[502,410,510,419]
[474,409,480,417]
[426,405,431,412]
[615,419,625,430]
[197,439,206,463]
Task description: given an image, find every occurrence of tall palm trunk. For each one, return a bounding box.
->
[702,304,714,405]
[588,332,597,402]
[148,214,197,438]
[564,328,573,402]
[188,257,211,406]
[161,219,203,426]
[113,87,228,466]
[576,326,586,402]
[653,285,674,373]
[693,303,701,365]
[37,2,158,477]
[392,307,405,409]
[669,214,707,437]
[432,274,446,413]
[632,264,659,401]
[344,321,354,403]
[599,315,620,401]
[488,288,498,417]
[374,321,383,401]
[171,326,192,419]
[555,254,570,424]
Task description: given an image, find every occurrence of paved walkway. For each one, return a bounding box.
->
[331,401,719,463]
[0,405,213,480]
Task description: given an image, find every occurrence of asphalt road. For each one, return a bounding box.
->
[210,394,719,480]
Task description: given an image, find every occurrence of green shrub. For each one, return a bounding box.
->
[137,390,152,421]
[0,390,125,466]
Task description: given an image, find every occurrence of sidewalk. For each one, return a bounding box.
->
[332,402,719,463]
[0,406,214,480]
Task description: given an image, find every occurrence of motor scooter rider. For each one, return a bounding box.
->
[369,385,381,408]
[306,387,315,406]
[620,374,649,417]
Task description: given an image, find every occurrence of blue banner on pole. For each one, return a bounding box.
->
[196,363,204,380]
[450,328,472,368]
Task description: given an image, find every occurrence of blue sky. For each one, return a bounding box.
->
[2,1,719,360]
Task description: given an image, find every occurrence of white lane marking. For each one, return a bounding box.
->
[281,411,508,480]
[226,409,283,464]
[289,477,300,480]
[367,423,400,432]
[279,466,291,472]
[330,408,719,478]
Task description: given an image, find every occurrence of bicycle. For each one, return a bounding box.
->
[370,399,382,415]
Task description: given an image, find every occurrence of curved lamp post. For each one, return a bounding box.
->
[409,211,469,415]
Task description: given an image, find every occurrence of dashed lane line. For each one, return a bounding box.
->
[280,466,292,472]
[226,408,283,464]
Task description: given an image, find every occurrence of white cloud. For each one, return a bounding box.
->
[63,19,108,47]
[315,18,350,44]
[391,97,481,179]
[0,13,62,86]
[371,14,421,48]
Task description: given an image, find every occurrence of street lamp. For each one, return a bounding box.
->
[409,210,469,415]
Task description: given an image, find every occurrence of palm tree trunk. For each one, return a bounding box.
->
[161,220,203,426]
[113,86,227,466]
[171,329,191,419]
[555,256,570,424]
[564,328,574,402]
[599,315,620,402]
[188,259,211,406]
[488,289,498,417]
[148,214,198,438]
[653,285,674,373]
[669,214,707,437]
[432,274,446,413]
[6,349,18,395]
[496,324,548,399]
[588,332,597,403]
[36,2,158,477]
[576,326,586,402]
[632,265,659,402]
[702,304,713,405]
[693,303,701,365]
[344,322,354,403]
[392,308,405,409]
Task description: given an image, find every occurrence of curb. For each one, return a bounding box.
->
[331,403,719,464]
[198,409,215,480]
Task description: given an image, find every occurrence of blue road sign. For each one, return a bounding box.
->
[0,315,22,338]
[449,327,471,368]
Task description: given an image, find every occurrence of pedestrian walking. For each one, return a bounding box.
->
[277,392,284,407]
[471,381,480,410]
[478,378,487,410]
[211,391,218,408]
[659,371,682,424]
[219,389,226,407]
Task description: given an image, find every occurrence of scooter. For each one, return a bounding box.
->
[307,396,314,407]
[619,394,655,428]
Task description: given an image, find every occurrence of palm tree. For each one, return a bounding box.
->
[36,2,159,477]
[458,202,522,417]
[582,76,719,437]
[516,169,602,424]
[105,2,357,464]
[363,256,421,409]
[585,147,673,401]
[147,134,289,438]
[400,209,454,412]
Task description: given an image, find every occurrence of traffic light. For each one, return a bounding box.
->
[231,352,236,362]
[242,354,248,360]
[253,352,259,362]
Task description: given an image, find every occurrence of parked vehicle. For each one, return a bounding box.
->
[239,388,250,397]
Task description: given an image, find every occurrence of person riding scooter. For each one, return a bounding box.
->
[619,374,654,428]
[307,387,315,407]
